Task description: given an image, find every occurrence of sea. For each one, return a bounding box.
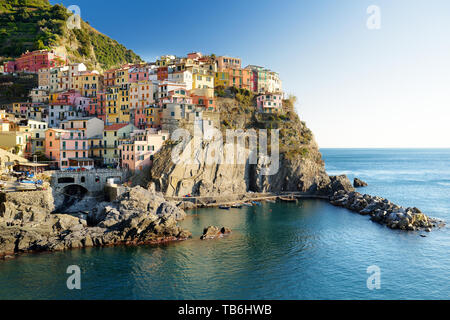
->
[0,149,449,300]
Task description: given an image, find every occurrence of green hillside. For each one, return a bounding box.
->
[0,0,142,70]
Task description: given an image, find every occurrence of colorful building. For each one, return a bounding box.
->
[256,93,283,113]
[72,72,103,98]
[121,129,168,171]
[102,123,136,165]
[9,50,65,73]
[216,56,242,71]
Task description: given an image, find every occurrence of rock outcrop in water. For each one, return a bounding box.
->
[0,187,191,259]
[354,178,368,188]
[200,226,232,240]
[330,190,444,231]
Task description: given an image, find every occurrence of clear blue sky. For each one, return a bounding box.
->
[51,0,450,148]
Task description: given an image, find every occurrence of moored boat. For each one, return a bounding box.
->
[279,197,297,203]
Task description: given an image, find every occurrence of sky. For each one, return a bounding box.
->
[51,0,450,148]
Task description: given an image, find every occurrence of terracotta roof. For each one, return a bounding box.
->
[104,123,130,131]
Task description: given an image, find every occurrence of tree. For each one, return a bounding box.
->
[34,39,45,50]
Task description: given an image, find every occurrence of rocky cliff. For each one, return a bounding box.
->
[149,92,443,232]
[150,95,333,197]
[0,187,191,259]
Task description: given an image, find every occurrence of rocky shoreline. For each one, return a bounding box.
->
[0,187,191,260]
[330,189,445,231]
[0,174,445,260]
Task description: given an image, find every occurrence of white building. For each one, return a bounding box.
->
[168,69,193,91]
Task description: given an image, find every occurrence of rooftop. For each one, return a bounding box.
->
[104,123,131,131]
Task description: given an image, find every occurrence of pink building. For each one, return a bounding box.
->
[73,97,91,113]
[121,129,168,171]
[256,93,283,113]
[19,102,31,116]
[45,128,93,169]
[132,106,147,129]
[55,90,81,105]
[128,66,149,83]
[11,50,65,73]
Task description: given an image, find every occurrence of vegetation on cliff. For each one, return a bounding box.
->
[0,72,37,103]
[0,0,142,70]
[216,88,320,163]
[149,90,329,196]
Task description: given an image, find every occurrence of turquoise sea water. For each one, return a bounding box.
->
[0,149,449,300]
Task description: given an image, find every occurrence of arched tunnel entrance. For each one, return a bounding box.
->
[54,184,89,213]
[63,184,88,197]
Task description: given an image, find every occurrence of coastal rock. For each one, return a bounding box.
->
[150,114,332,198]
[177,201,197,211]
[200,226,232,240]
[330,190,443,232]
[0,187,191,259]
[328,175,355,194]
[354,178,368,188]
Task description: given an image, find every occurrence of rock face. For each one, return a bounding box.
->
[0,187,191,259]
[200,226,232,240]
[354,178,368,188]
[330,190,444,231]
[150,135,332,197]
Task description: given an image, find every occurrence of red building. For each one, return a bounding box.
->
[191,94,216,111]
[11,50,65,73]
[157,67,169,81]
[4,61,16,73]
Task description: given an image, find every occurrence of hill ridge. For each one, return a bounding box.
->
[0,0,142,70]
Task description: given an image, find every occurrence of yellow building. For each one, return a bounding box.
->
[0,131,31,157]
[88,135,103,160]
[102,123,136,165]
[215,71,229,88]
[118,87,130,123]
[192,67,215,91]
[156,55,176,67]
[115,67,129,89]
[145,105,162,128]
[106,86,120,124]
[73,72,103,98]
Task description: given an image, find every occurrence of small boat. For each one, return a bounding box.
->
[279,197,297,203]
[242,203,253,207]
[266,199,276,203]
[252,201,262,206]
[219,206,231,210]
[231,204,243,209]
